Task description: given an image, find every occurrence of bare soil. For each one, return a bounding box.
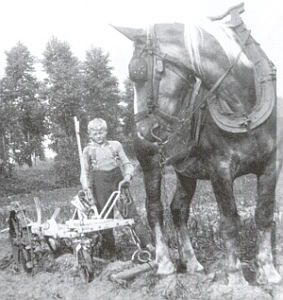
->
[0,231,282,300]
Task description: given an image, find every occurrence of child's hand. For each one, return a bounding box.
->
[119,176,132,189]
[124,174,132,182]
[85,188,95,205]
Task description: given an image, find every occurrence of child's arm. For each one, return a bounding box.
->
[116,142,134,182]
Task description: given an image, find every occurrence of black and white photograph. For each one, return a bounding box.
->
[0,0,282,299]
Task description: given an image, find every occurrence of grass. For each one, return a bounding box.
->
[0,159,62,197]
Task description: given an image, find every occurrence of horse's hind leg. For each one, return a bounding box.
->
[255,164,281,284]
[171,174,203,273]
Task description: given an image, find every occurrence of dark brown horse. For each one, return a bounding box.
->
[114,16,282,285]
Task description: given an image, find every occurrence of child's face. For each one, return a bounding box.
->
[89,127,107,144]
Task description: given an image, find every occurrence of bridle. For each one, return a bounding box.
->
[132,26,198,143]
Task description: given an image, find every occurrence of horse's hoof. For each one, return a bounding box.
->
[268,272,282,284]
[257,264,282,284]
[156,260,175,275]
[186,261,204,274]
[228,271,248,286]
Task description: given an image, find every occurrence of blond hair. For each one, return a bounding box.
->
[88,118,107,132]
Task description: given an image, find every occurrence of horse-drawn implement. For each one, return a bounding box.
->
[7,183,136,282]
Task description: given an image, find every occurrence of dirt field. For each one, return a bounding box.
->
[1,171,283,300]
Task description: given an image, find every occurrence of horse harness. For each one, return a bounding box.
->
[130,25,251,156]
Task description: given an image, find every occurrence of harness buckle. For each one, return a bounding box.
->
[156,59,164,72]
[240,115,252,134]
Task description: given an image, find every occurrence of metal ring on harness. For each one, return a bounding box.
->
[131,249,152,264]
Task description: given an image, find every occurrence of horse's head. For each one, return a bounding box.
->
[115,21,256,163]
[114,24,197,144]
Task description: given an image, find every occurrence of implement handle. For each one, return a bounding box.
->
[74,116,87,189]
[110,262,157,282]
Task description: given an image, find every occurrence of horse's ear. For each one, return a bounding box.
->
[110,25,146,42]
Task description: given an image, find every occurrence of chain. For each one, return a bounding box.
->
[116,188,132,218]
[128,226,152,263]
[116,188,152,263]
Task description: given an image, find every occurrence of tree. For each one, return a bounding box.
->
[1,42,47,168]
[81,47,122,141]
[0,79,12,176]
[118,78,135,157]
[42,37,83,185]
[43,37,83,138]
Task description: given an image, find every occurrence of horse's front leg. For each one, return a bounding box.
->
[255,163,281,284]
[138,153,175,274]
[210,165,246,285]
[171,173,203,273]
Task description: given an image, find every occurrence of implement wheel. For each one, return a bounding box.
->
[78,249,94,282]
[9,210,33,273]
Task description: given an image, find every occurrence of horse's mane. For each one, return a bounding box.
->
[184,19,252,75]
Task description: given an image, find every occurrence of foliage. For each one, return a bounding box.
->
[52,136,81,186]
[42,37,83,139]
[81,47,122,142]
[0,42,47,170]
[0,160,60,197]
[42,37,83,185]
[118,78,135,157]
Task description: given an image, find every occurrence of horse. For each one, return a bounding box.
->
[114,16,282,285]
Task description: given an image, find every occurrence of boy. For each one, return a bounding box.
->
[81,118,152,258]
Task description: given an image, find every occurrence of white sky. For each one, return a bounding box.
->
[0,0,282,95]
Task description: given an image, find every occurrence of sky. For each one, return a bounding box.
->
[0,0,282,95]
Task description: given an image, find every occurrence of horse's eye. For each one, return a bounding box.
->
[129,58,147,82]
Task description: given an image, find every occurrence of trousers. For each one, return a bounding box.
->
[89,167,151,257]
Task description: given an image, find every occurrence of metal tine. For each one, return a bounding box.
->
[51,207,61,220]
[99,191,120,219]
[103,193,120,219]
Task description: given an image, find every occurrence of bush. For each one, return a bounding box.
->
[52,139,81,187]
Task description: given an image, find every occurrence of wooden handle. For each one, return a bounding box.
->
[34,197,42,224]
[74,117,87,189]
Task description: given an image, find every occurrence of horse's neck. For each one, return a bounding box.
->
[191,28,257,114]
